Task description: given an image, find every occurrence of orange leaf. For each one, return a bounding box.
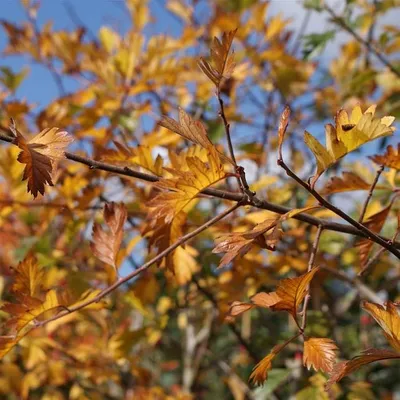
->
[198,29,237,88]
[303,337,338,373]
[251,292,281,308]
[326,348,400,391]
[370,143,400,170]
[249,343,284,385]
[271,267,320,319]
[362,301,400,352]
[226,301,255,319]
[13,125,73,197]
[91,202,127,269]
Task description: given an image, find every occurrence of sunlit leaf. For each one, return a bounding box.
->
[303,337,338,373]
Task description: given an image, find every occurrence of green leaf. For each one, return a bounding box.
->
[302,31,336,60]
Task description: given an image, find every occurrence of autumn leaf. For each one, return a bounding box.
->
[159,108,232,164]
[271,267,320,319]
[251,292,281,308]
[370,143,400,170]
[11,253,44,298]
[198,29,237,88]
[213,206,318,267]
[149,147,226,223]
[322,171,371,194]
[249,343,285,385]
[12,125,73,197]
[91,202,127,270]
[278,106,290,160]
[2,290,61,333]
[362,301,400,352]
[303,338,338,373]
[304,105,395,187]
[226,301,255,321]
[326,348,400,391]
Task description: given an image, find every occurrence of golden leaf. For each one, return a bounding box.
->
[13,126,73,197]
[91,202,127,270]
[198,29,237,88]
[362,301,400,352]
[149,147,226,223]
[251,292,281,308]
[271,268,320,318]
[278,106,290,159]
[303,338,338,373]
[305,105,395,186]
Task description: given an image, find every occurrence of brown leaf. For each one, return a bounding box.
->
[322,171,371,195]
[13,125,73,197]
[271,267,320,319]
[370,143,400,170]
[213,206,318,267]
[198,29,237,88]
[303,337,338,373]
[362,301,400,352]
[159,108,232,164]
[227,301,255,319]
[326,348,400,391]
[91,202,127,269]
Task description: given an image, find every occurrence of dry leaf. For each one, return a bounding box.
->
[249,343,284,385]
[251,292,281,308]
[198,29,237,88]
[303,337,338,373]
[370,143,400,170]
[322,171,371,194]
[13,125,73,197]
[326,348,400,392]
[278,106,290,160]
[91,202,127,270]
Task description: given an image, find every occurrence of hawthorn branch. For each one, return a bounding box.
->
[35,202,240,328]
[1,132,400,248]
[277,158,400,259]
[324,4,400,78]
[300,225,323,332]
[358,165,384,223]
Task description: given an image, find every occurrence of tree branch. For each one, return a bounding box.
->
[1,131,400,247]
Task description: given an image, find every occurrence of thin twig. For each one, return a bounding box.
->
[324,3,400,78]
[1,131,400,246]
[277,158,400,259]
[35,203,241,328]
[301,225,323,332]
[358,165,384,223]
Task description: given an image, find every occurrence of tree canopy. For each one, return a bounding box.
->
[0,0,399,399]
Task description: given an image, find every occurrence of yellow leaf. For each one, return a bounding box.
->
[362,301,400,352]
[149,147,226,223]
[278,106,290,159]
[198,29,237,88]
[271,267,320,318]
[303,338,338,373]
[304,105,395,186]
